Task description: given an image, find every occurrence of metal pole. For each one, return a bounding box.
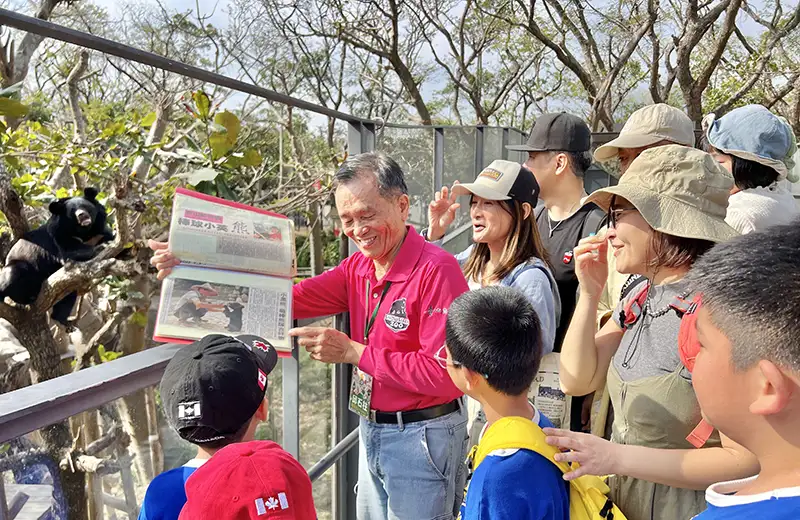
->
[433,127,444,193]
[475,126,485,174]
[501,128,510,161]
[0,8,375,126]
[283,325,301,458]
[308,428,360,482]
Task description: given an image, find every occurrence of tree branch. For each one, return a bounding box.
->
[0,161,30,240]
[72,309,133,372]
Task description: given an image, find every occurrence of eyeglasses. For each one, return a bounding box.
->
[434,345,462,370]
[607,207,637,228]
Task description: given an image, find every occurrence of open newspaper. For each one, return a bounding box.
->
[154,188,296,352]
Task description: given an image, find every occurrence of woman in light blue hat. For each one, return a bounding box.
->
[702,104,798,234]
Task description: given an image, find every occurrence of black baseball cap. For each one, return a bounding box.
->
[507,112,592,153]
[161,334,278,445]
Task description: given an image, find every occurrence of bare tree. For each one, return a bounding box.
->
[484,0,657,130]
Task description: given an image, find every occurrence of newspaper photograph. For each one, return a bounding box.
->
[528,353,571,429]
[168,188,296,277]
[155,265,292,352]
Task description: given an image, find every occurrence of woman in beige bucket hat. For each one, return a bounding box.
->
[540,145,758,520]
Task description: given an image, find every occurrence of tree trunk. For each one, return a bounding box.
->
[118,252,154,483]
[15,313,88,519]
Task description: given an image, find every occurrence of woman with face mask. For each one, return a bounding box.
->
[702,104,799,234]
[547,146,759,520]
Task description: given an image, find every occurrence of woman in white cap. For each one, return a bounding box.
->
[702,104,798,234]
[427,160,560,440]
[426,159,559,354]
[543,146,758,520]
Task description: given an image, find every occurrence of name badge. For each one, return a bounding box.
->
[348,366,373,418]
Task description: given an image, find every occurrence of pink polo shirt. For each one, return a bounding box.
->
[293,226,468,412]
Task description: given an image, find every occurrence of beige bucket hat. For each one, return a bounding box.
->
[594,104,695,162]
[585,145,739,243]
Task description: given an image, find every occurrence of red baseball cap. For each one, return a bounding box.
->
[178,441,317,519]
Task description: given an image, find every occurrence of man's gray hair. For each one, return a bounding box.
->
[333,152,408,198]
[685,219,800,373]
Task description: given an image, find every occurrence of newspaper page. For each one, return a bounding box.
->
[154,265,293,352]
[528,352,571,429]
[168,188,296,277]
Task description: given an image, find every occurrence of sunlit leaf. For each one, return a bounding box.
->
[192,91,211,120]
[183,167,220,185]
[141,111,157,127]
[0,98,29,118]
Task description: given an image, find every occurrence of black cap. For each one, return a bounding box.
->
[161,334,278,444]
[506,112,591,153]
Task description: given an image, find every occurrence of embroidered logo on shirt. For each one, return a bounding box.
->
[562,250,574,264]
[384,298,410,332]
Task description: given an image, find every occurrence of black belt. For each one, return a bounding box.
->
[370,399,460,425]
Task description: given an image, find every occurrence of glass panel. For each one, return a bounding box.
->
[584,164,617,194]
[482,128,505,166]
[442,127,478,231]
[507,129,528,165]
[0,327,339,520]
[377,126,435,230]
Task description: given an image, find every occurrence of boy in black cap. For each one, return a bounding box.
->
[508,112,606,431]
[138,334,278,520]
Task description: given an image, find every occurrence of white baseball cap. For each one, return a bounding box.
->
[451,160,539,206]
[594,104,695,162]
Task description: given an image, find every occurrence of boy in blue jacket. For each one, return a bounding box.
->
[687,221,800,519]
[440,286,569,519]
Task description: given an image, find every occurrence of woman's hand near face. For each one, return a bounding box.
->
[574,232,609,300]
[427,184,460,241]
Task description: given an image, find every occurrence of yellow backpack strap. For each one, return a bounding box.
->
[471,416,570,473]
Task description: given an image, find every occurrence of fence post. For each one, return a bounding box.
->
[329,122,377,520]
[433,127,444,193]
[283,325,300,458]
[501,128,509,161]
[474,126,485,174]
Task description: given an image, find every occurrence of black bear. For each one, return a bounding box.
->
[0,187,115,325]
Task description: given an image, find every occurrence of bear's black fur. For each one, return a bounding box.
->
[0,187,115,325]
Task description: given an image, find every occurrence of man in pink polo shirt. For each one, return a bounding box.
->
[150,152,470,520]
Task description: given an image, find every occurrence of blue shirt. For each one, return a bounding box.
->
[694,476,800,519]
[138,460,205,520]
[455,246,560,355]
[459,410,570,520]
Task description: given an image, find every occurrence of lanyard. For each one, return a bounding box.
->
[364,280,392,344]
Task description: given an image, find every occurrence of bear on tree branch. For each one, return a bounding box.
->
[0,187,116,324]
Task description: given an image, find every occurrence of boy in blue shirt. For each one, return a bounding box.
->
[138,334,278,520]
[440,286,569,519]
[687,221,800,519]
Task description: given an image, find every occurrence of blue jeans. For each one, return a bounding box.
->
[356,402,469,520]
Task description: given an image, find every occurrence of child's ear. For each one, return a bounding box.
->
[463,368,484,393]
[749,360,792,416]
[255,395,269,422]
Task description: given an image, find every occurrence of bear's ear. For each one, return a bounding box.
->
[49,199,66,215]
[84,187,99,201]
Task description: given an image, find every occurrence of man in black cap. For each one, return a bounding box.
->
[138,334,278,520]
[508,112,606,431]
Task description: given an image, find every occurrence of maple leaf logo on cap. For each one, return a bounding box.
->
[252,341,271,353]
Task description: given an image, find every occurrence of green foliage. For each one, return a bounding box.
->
[97,345,122,363]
